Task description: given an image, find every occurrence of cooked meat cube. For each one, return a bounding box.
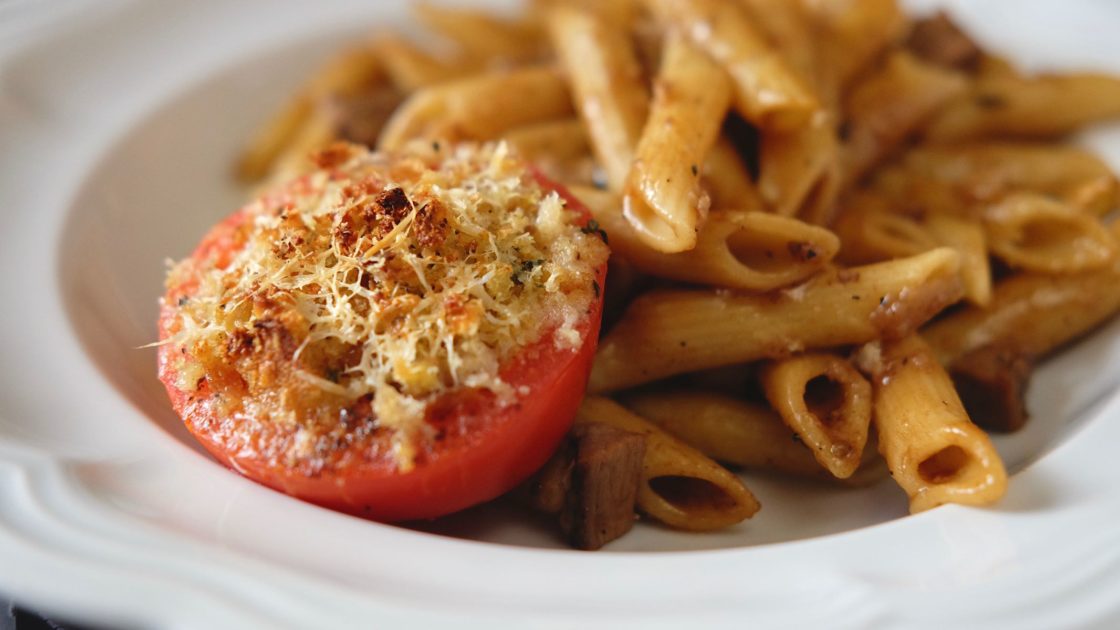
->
[521,422,647,550]
[560,423,646,550]
[950,345,1034,432]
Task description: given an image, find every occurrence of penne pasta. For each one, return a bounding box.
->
[643,0,818,131]
[590,248,964,391]
[799,0,908,95]
[625,389,826,478]
[838,50,967,188]
[547,5,649,192]
[871,142,1120,217]
[577,396,760,531]
[413,1,545,62]
[758,112,840,220]
[624,34,731,253]
[925,214,991,306]
[502,118,596,185]
[924,225,1120,366]
[926,72,1120,143]
[266,106,339,183]
[797,166,843,228]
[238,96,315,182]
[372,35,484,92]
[703,138,765,212]
[378,66,573,150]
[502,118,589,160]
[833,196,991,306]
[735,0,818,92]
[237,46,386,181]
[832,194,938,264]
[625,390,886,484]
[530,0,641,27]
[761,354,872,479]
[859,335,1007,513]
[982,193,1117,274]
[573,185,839,290]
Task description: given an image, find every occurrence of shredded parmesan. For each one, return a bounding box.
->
[162,142,608,471]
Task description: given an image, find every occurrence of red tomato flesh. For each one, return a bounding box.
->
[158,168,607,522]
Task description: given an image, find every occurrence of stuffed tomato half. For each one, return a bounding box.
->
[158,142,609,521]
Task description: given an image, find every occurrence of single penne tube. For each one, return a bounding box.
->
[237,96,313,182]
[237,46,385,181]
[734,0,818,91]
[378,66,573,150]
[577,396,760,531]
[832,194,939,264]
[870,142,1120,217]
[573,185,839,290]
[624,34,731,253]
[1066,175,1120,216]
[624,390,885,484]
[983,193,1117,274]
[760,354,872,479]
[547,5,649,192]
[643,0,818,131]
[758,111,840,219]
[590,247,964,391]
[534,0,641,26]
[703,137,765,212]
[624,389,824,477]
[265,106,339,183]
[925,214,991,306]
[799,0,908,94]
[502,118,589,160]
[371,35,483,92]
[413,1,544,62]
[834,196,992,306]
[859,335,1008,513]
[797,163,843,228]
[839,50,967,187]
[925,72,1120,142]
[923,226,1120,365]
[502,119,594,185]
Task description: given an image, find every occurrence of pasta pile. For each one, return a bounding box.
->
[238,0,1120,541]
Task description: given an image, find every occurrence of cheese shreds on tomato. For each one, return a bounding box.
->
[161,142,609,475]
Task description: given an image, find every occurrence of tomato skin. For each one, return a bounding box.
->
[158,175,607,522]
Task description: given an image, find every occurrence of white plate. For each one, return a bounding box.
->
[4,0,1120,627]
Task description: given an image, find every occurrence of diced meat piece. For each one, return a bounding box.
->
[560,423,646,550]
[906,12,982,72]
[950,345,1034,432]
[520,422,647,550]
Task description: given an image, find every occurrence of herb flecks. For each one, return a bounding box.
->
[510,259,545,287]
[582,219,609,244]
